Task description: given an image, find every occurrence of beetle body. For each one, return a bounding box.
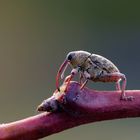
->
[56,50,134,101]
[68,51,119,82]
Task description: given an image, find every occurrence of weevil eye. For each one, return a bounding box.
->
[67,54,73,61]
[67,52,75,61]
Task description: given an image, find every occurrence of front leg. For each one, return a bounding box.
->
[64,68,79,92]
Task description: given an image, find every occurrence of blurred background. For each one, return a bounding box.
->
[0,0,140,140]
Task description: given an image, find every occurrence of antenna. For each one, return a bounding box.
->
[56,59,68,91]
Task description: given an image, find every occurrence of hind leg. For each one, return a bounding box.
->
[98,72,134,101]
[119,73,134,101]
[116,79,121,90]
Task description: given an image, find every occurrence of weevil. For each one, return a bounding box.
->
[56,50,134,101]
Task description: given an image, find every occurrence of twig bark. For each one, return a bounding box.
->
[0,81,140,140]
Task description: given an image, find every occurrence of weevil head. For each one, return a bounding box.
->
[56,50,91,90]
[66,52,76,66]
[66,51,91,68]
[67,52,75,61]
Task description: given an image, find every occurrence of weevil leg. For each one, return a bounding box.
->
[75,78,88,101]
[115,79,121,90]
[65,68,79,92]
[79,73,84,85]
[98,72,134,101]
[119,73,134,101]
[64,74,73,92]
[80,79,88,89]
[80,71,90,89]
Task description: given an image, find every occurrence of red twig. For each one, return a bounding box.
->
[0,81,140,140]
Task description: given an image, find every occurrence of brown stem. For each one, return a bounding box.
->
[0,81,140,140]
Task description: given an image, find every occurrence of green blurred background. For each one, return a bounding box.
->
[0,0,140,140]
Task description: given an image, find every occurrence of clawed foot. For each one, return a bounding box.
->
[64,75,72,83]
[120,96,134,101]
